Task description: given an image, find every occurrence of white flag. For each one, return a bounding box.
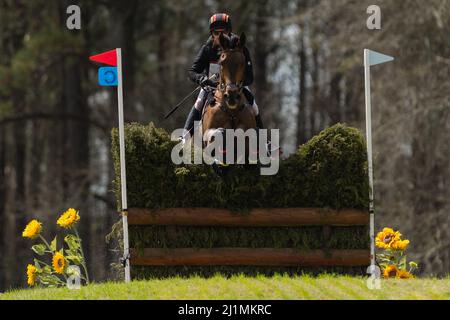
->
[367,49,394,66]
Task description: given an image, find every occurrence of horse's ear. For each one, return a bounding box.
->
[219,33,229,50]
[239,32,246,48]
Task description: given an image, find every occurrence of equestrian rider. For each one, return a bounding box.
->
[183,13,264,137]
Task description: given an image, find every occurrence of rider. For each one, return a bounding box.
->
[183,13,264,138]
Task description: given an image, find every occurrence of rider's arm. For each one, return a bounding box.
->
[188,45,209,85]
[243,46,254,87]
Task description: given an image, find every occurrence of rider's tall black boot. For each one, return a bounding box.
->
[183,106,201,138]
[255,114,264,129]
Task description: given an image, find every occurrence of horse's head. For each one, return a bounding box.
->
[217,32,247,110]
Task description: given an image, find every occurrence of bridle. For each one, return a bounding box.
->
[215,49,247,128]
[218,82,244,93]
[217,48,245,94]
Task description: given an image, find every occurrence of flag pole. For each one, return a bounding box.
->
[116,48,131,283]
[364,49,376,267]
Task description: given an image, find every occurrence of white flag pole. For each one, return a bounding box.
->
[364,49,394,269]
[116,48,131,283]
[364,49,376,267]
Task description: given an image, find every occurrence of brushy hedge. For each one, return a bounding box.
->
[112,122,369,210]
[110,122,370,277]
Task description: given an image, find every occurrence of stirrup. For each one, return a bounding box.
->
[266,142,282,158]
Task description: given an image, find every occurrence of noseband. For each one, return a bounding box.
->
[218,82,244,93]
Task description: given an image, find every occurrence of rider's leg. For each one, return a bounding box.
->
[242,87,278,157]
[183,89,207,138]
[253,101,264,129]
[243,87,264,129]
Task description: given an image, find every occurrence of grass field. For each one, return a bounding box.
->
[1,275,450,300]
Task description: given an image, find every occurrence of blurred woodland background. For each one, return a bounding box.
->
[0,0,449,290]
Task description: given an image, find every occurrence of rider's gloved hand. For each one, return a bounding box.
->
[200,75,218,88]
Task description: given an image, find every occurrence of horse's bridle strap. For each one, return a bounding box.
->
[219,82,243,92]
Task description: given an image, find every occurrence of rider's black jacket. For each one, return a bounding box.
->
[188,35,254,87]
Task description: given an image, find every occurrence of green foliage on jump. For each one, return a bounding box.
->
[110,123,370,278]
[111,122,369,211]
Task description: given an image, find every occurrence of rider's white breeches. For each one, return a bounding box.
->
[245,86,260,116]
[194,89,207,111]
[251,100,259,116]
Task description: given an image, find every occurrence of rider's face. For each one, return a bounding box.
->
[212,29,230,38]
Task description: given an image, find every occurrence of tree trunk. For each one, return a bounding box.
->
[297,28,307,146]
[328,73,342,125]
[253,0,270,125]
[310,46,320,136]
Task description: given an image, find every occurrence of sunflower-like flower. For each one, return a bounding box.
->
[396,269,413,279]
[383,265,399,278]
[26,264,37,286]
[57,208,80,229]
[52,251,66,274]
[376,227,401,249]
[22,220,42,239]
[391,239,410,251]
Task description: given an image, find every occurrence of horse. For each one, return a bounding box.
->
[201,32,257,171]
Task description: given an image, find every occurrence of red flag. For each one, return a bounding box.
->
[89,49,117,66]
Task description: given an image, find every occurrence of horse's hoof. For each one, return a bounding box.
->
[212,159,229,176]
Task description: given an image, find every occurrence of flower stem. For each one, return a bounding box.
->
[38,234,53,252]
[74,227,90,284]
[34,258,52,268]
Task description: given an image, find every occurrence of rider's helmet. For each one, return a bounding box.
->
[209,13,232,32]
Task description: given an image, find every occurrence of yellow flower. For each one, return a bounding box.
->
[391,239,410,251]
[383,265,399,278]
[22,220,42,239]
[376,227,401,249]
[396,269,413,279]
[52,251,66,274]
[57,208,80,229]
[26,264,37,286]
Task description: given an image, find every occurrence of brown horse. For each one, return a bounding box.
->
[202,32,256,165]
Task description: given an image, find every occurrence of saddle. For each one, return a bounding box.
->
[201,88,217,119]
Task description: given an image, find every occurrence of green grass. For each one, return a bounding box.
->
[2,275,450,300]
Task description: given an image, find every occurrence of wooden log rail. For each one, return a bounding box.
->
[131,248,370,267]
[127,207,369,268]
[127,207,369,227]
